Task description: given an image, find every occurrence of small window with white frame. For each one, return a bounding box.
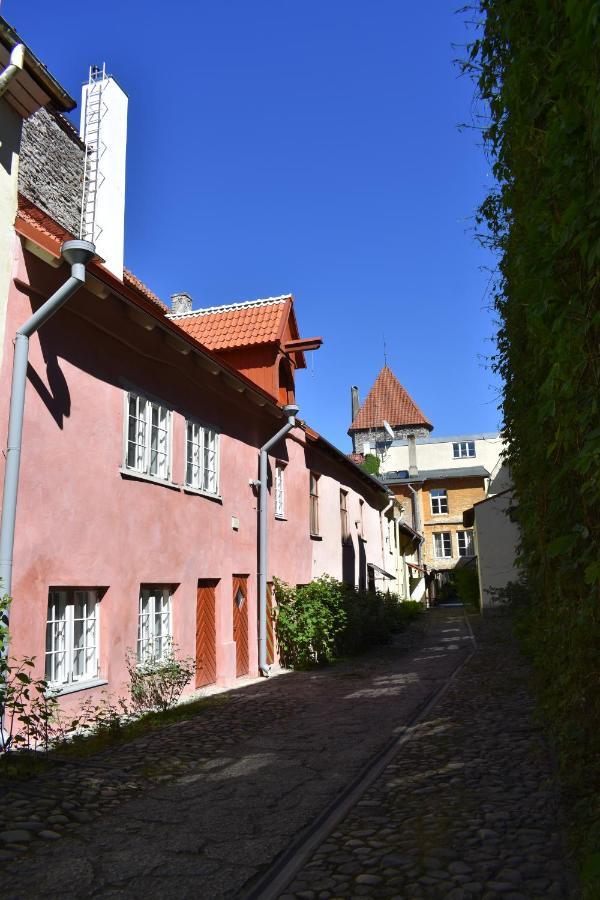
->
[45,589,99,687]
[125,392,172,480]
[138,585,172,663]
[274,462,285,518]
[186,421,219,495]
[453,440,475,459]
[434,532,452,558]
[457,530,474,557]
[430,488,448,514]
[309,472,320,535]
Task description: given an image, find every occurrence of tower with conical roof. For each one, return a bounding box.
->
[348,365,432,455]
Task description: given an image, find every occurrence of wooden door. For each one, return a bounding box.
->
[196,580,217,687]
[232,575,249,677]
[266,581,276,666]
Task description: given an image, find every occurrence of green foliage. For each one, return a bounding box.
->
[125,643,195,714]
[273,576,421,668]
[361,453,381,475]
[463,2,600,883]
[453,567,481,610]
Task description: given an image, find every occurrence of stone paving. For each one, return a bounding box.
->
[0,609,576,899]
[0,608,473,898]
[279,612,577,900]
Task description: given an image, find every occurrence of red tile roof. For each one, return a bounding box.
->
[15,195,167,312]
[349,365,432,432]
[169,296,291,351]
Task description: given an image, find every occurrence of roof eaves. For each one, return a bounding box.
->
[0,16,76,111]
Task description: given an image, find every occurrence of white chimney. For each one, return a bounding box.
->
[171,293,193,315]
[407,433,419,477]
[80,66,128,278]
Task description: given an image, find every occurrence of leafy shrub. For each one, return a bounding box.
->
[361,454,380,475]
[273,576,422,668]
[452,567,480,610]
[125,643,195,714]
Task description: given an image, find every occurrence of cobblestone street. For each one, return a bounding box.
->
[0,609,575,899]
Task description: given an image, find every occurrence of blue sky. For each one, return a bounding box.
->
[4,1,501,448]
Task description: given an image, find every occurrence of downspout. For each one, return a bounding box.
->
[406,483,423,566]
[256,403,298,676]
[0,240,96,608]
[379,491,395,592]
[0,44,25,98]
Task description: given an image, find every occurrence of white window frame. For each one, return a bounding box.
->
[457,530,474,557]
[309,472,320,536]
[137,586,173,663]
[45,589,100,687]
[453,441,476,459]
[340,489,351,543]
[430,488,449,515]
[434,532,453,559]
[185,420,220,496]
[274,462,286,519]
[124,392,173,482]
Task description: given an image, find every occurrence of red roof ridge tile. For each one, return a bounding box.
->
[166,294,292,320]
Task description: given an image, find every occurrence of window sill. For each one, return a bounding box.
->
[119,467,180,491]
[47,677,108,698]
[182,485,223,503]
[275,515,287,521]
[310,533,323,541]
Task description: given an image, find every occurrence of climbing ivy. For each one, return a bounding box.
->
[462,0,600,883]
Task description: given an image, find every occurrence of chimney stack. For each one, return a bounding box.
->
[351,385,360,422]
[407,433,419,477]
[171,292,193,315]
[80,66,128,278]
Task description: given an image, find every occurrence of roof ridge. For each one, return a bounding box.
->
[167,295,291,320]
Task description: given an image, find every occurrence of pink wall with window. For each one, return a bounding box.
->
[0,239,388,713]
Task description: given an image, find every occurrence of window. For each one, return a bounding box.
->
[358,499,365,539]
[138,586,172,662]
[309,472,320,535]
[457,530,474,557]
[126,393,171,480]
[186,421,219,495]
[434,532,452,558]
[453,441,475,459]
[430,488,448,514]
[45,589,99,686]
[275,463,285,518]
[340,490,350,542]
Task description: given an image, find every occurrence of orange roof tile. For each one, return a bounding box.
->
[349,365,432,432]
[169,296,291,351]
[15,195,167,312]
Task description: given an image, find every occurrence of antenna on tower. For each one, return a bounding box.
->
[383,333,387,367]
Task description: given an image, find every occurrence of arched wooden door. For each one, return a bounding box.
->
[196,580,218,687]
[232,575,249,677]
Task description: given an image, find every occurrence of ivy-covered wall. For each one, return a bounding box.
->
[465,0,599,874]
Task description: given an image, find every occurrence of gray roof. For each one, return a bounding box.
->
[380,465,490,484]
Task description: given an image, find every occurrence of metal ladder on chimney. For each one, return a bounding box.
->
[80,64,107,244]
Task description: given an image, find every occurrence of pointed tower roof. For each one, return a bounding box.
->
[348,366,432,433]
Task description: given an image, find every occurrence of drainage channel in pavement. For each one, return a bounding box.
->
[244,609,476,900]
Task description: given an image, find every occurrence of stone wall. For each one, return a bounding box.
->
[19,105,84,235]
[351,427,430,455]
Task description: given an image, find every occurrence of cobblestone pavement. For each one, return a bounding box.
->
[0,609,473,898]
[279,612,577,900]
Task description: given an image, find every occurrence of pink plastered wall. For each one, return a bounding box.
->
[0,241,388,714]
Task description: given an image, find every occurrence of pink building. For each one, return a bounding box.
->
[0,21,400,711]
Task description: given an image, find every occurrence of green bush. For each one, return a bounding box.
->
[273,576,421,668]
[464,2,600,887]
[125,643,195,714]
[452,567,481,610]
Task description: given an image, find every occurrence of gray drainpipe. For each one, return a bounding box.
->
[0,240,96,608]
[0,44,25,98]
[256,403,298,676]
[406,483,423,567]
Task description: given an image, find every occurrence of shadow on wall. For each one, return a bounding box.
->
[342,540,356,587]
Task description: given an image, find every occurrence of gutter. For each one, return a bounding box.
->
[0,240,95,605]
[0,42,24,98]
[254,404,299,676]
